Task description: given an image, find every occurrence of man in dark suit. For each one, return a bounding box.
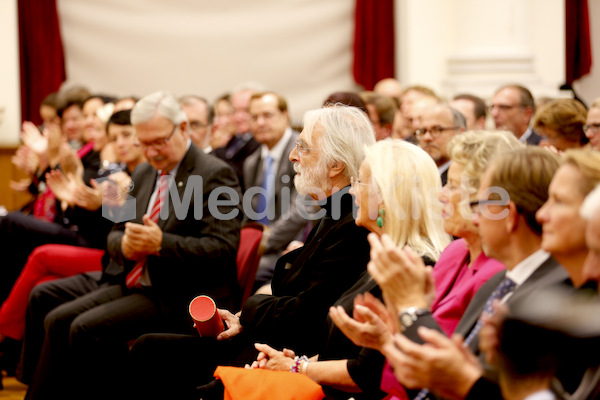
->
[376,147,569,400]
[490,84,543,145]
[213,86,261,190]
[125,105,377,399]
[243,92,309,287]
[18,91,243,400]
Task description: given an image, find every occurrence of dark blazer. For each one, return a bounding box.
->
[242,131,308,254]
[524,127,543,145]
[402,256,570,400]
[213,132,260,191]
[105,144,244,310]
[240,187,371,356]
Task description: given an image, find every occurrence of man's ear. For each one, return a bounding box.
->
[328,161,345,178]
[505,201,519,232]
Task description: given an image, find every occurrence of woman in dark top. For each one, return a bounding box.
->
[247,140,450,399]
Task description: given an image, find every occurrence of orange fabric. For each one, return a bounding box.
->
[214,366,325,400]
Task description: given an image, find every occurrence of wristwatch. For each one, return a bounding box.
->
[399,307,430,330]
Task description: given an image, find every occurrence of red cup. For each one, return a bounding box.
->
[189,295,225,337]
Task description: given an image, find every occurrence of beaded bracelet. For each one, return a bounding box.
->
[290,355,309,373]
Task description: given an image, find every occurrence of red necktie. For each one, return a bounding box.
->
[125,173,168,289]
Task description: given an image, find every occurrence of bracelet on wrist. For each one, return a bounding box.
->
[290,355,309,373]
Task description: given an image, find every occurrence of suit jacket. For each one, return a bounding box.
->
[242,131,308,254]
[213,132,260,191]
[400,256,570,400]
[240,187,371,356]
[524,127,543,145]
[105,144,244,311]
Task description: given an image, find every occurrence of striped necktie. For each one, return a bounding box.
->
[125,173,168,289]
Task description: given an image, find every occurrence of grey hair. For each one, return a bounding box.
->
[131,91,187,126]
[302,105,376,180]
[449,106,467,129]
[581,184,600,220]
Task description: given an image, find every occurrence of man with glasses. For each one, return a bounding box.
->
[179,95,213,152]
[490,84,542,145]
[124,105,376,399]
[243,92,309,289]
[414,103,466,185]
[380,147,569,400]
[19,91,244,400]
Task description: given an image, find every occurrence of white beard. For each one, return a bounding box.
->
[293,161,329,198]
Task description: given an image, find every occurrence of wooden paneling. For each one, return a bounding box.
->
[0,147,33,212]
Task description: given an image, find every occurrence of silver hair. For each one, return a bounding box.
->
[581,184,600,220]
[131,91,187,126]
[302,105,376,180]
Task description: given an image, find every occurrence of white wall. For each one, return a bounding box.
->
[395,0,569,101]
[574,0,600,105]
[57,0,358,125]
[0,0,21,146]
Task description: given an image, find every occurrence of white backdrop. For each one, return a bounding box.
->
[57,0,358,125]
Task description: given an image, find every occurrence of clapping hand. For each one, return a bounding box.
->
[329,292,394,351]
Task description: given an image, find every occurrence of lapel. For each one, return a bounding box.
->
[157,145,199,230]
[133,165,157,225]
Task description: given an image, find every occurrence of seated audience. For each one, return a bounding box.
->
[378,148,600,400]
[430,130,521,335]
[532,98,589,152]
[126,105,376,400]
[18,91,243,400]
[246,139,450,399]
[333,147,565,400]
[0,110,145,350]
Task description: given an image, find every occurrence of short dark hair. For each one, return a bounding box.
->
[250,91,288,114]
[106,109,132,133]
[496,84,536,113]
[453,93,487,120]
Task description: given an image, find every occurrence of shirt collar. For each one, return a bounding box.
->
[260,127,293,167]
[506,249,550,286]
[520,127,533,143]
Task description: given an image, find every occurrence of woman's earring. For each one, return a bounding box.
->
[377,209,385,228]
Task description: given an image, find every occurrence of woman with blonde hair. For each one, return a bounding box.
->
[245,139,450,400]
[536,148,600,287]
[533,98,588,152]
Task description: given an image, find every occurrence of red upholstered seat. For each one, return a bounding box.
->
[237,223,270,306]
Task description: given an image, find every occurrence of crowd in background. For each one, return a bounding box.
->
[0,77,599,400]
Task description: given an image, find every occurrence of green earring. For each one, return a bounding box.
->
[377,209,385,228]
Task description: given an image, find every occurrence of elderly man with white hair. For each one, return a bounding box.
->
[126,105,377,399]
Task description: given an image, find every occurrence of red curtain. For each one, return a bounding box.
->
[18,0,66,125]
[353,0,395,90]
[565,0,592,84]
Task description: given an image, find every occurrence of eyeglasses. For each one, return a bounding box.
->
[350,176,373,190]
[469,199,508,215]
[295,140,318,156]
[414,126,458,138]
[583,123,600,134]
[137,125,178,150]
[487,104,522,112]
[189,120,208,130]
